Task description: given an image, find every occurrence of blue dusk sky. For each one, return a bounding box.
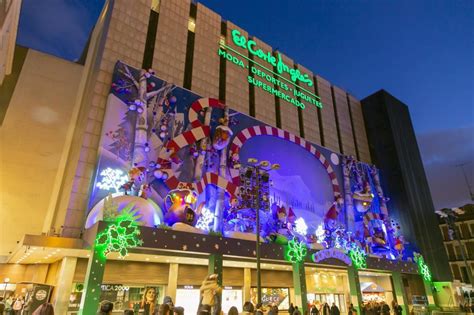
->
[16,0,473,209]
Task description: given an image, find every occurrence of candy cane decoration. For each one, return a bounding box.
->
[228,125,341,198]
[155,98,238,197]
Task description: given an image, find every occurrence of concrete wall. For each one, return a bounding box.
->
[0,49,82,256]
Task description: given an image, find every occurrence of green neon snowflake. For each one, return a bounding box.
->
[284,238,308,263]
[349,245,367,269]
[414,253,432,282]
[95,204,143,260]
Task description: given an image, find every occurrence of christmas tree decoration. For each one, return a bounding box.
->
[284,238,308,263]
[414,253,432,282]
[95,204,143,260]
[294,217,308,236]
[196,207,215,232]
[96,168,129,193]
[348,245,367,269]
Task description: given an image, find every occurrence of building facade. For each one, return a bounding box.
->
[361,90,452,282]
[438,204,474,285]
[0,0,449,314]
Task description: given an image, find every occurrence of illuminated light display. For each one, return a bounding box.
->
[284,238,308,263]
[217,45,322,110]
[414,253,432,282]
[294,217,308,236]
[348,245,367,270]
[96,168,129,193]
[312,248,352,266]
[195,207,215,232]
[315,224,327,246]
[230,29,313,88]
[95,204,143,260]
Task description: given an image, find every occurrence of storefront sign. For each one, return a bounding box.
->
[100,284,130,291]
[218,31,323,110]
[312,248,352,266]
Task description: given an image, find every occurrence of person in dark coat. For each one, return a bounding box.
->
[311,304,320,315]
[322,303,330,315]
[393,302,402,315]
[330,303,340,315]
[381,302,390,315]
[348,303,356,315]
[289,303,295,315]
[293,306,301,315]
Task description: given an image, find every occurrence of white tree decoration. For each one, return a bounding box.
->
[315,223,326,244]
[96,168,128,193]
[294,217,308,236]
[195,207,215,232]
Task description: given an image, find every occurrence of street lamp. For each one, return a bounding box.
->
[240,158,280,305]
[3,277,10,299]
[435,207,473,285]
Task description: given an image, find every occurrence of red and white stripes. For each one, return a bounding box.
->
[228,125,341,198]
[157,98,236,197]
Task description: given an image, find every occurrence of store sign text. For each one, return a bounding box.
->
[312,248,352,266]
[218,31,323,110]
[231,30,313,87]
[100,284,130,291]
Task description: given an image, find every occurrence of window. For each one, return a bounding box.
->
[188,18,196,32]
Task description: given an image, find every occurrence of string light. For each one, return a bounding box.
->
[95,205,143,260]
[294,217,308,236]
[96,168,128,193]
[348,245,367,269]
[196,207,214,232]
[414,253,432,282]
[284,238,307,263]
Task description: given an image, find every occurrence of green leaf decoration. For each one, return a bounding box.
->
[349,246,367,269]
[414,253,432,282]
[94,203,143,260]
[284,238,307,263]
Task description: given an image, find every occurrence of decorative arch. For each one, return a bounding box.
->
[229,125,341,198]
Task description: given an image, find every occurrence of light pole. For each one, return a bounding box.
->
[3,277,10,299]
[241,158,280,305]
[436,207,473,285]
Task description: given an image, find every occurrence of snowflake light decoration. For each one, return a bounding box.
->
[284,238,308,263]
[349,245,367,269]
[96,168,128,193]
[294,218,308,236]
[315,224,326,245]
[414,253,432,282]
[196,207,215,232]
[95,204,143,260]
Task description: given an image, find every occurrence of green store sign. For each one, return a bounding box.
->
[218,29,323,110]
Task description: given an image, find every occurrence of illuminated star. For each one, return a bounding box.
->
[182,245,187,251]
[214,244,219,250]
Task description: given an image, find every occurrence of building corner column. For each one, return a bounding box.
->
[422,279,436,310]
[79,248,106,315]
[167,263,179,302]
[391,272,408,315]
[52,257,77,315]
[243,268,251,303]
[347,266,363,314]
[292,262,308,314]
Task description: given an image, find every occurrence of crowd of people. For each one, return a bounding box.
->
[0,297,54,315]
[360,301,402,315]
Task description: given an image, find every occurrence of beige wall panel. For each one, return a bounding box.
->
[0,263,50,283]
[60,0,150,237]
[277,52,300,136]
[250,269,293,287]
[296,64,320,145]
[332,86,356,156]
[223,267,245,286]
[252,37,276,126]
[153,0,190,85]
[177,264,208,285]
[316,75,340,153]
[73,259,169,284]
[348,94,371,163]
[224,22,249,114]
[0,50,83,254]
[191,3,220,98]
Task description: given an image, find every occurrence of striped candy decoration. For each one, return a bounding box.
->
[156,98,236,197]
[228,125,341,199]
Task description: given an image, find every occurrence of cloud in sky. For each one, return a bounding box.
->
[417,125,474,210]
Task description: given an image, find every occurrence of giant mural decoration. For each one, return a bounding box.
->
[86,61,417,263]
